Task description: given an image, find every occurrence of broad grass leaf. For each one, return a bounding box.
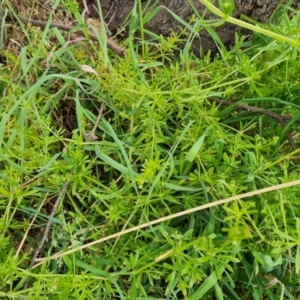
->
[75,259,125,300]
[39,152,62,171]
[0,151,30,174]
[190,267,224,300]
[214,282,223,300]
[99,120,138,184]
[163,182,202,192]
[185,127,210,162]
[95,145,137,177]
[19,205,64,224]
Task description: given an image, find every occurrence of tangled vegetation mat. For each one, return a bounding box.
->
[1,0,300,299]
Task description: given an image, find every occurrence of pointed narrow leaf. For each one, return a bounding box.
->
[186,127,210,162]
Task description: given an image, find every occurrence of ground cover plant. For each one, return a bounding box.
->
[1,0,300,299]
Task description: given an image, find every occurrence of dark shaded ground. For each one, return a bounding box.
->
[3,0,298,57]
[77,0,299,56]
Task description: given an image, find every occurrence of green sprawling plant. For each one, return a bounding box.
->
[0,0,300,299]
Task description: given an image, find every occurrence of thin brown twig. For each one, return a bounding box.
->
[11,15,126,57]
[91,3,115,34]
[40,0,51,6]
[209,98,300,124]
[84,101,105,142]
[209,98,299,157]
[30,178,71,267]
[81,0,90,21]
[14,193,49,259]
[24,175,72,288]
[101,3,116,28]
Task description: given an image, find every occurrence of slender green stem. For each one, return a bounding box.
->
[200,0,300,47]
[138,0,146,57]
